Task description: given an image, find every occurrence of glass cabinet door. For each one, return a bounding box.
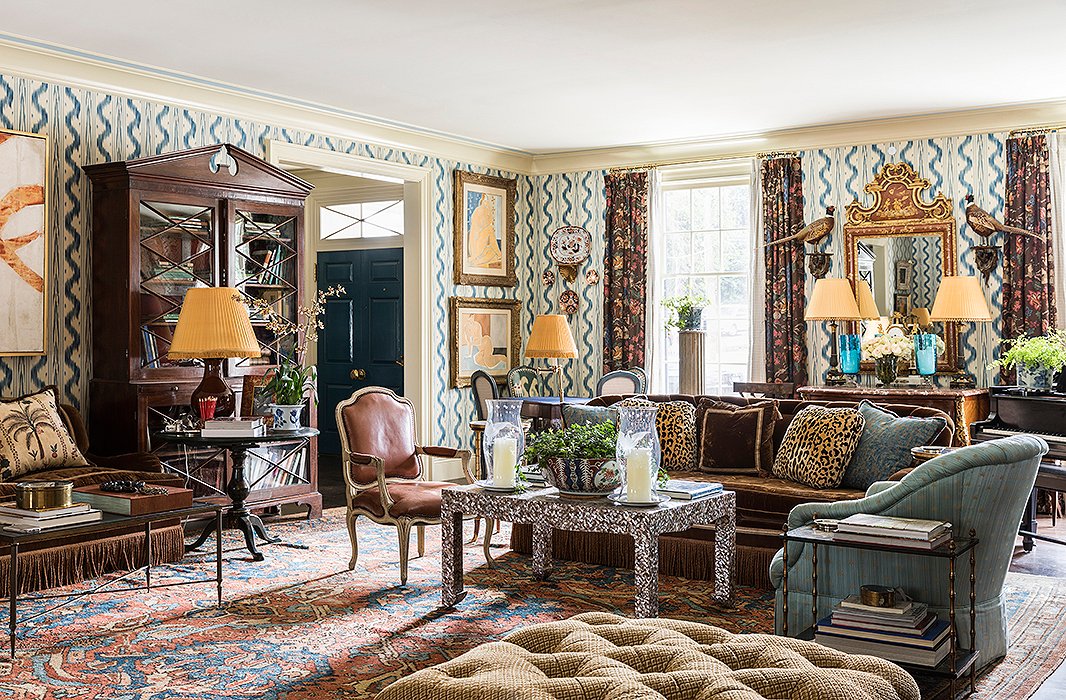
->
[138,200,216,373]
[233,209,299,370]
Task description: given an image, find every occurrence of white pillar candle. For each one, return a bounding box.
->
[492,437,517,489]
[626,448,653,502]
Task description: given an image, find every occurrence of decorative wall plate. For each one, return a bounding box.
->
[549,225,592,282]
[585,269,600,285]
[559,289,579,315]
[542,268,556,287]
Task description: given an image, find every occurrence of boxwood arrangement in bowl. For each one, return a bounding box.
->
[988,331,1066,391]
[524,422,621,499]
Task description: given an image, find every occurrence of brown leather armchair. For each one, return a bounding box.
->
[336,387,476,584]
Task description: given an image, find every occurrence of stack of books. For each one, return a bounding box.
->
[520,465,547,487]
[815,595,952,668]
[658,480,722,500]
[0,502,103,533]
[832,513,952,550]
[73,485,194,516]
[201,417,266,438]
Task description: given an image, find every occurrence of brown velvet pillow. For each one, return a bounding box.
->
[696,399,780,475]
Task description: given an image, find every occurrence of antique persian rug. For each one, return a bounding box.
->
[0,510,1061,699]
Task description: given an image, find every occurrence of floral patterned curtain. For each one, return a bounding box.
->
[603,170,649,372]
[761,157,808,387]
[1002,134,1057,381]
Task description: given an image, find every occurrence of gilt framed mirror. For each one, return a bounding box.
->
[843,162,958,374]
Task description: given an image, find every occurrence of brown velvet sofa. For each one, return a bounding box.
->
[512,393,954,589]
[0,403,186,596]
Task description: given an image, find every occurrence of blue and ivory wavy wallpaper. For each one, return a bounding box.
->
[0,72,538,450]
[800,134,1006,387]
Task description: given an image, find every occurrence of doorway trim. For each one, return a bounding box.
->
[265,141,434,450]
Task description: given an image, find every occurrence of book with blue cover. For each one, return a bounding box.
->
[659,480,722,500]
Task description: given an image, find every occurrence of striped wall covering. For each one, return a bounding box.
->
[0,72,536,450]
[800,134,1007,387]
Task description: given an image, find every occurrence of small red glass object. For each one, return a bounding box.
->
[198,396,218,424]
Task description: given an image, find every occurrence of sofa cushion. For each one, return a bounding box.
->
[696,398,780,475]
[561,404,618,428]
[618,398,696,470]
[772,405,865,489]
[843,400,948,490]
[0,386,89,481]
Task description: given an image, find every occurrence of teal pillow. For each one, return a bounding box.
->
[561,404,618,428]
[843,400,947,490]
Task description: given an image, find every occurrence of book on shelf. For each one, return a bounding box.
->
[839,594,928,617]
[658,480,722,500]
[0,502,92,519]
[814,629,952,668]
[829,611,938,637]
[816,615,950,648]
[73,484,194,516]
[200,425,267,438]
[204,418,264,429]
[0,509,103,532]
[832,530,952,550]
[836,513,951,540]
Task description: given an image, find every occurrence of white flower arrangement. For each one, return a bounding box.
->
[862,332,914,361]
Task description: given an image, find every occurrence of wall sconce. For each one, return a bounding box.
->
[971,245,998,284]
[806,251,833,279]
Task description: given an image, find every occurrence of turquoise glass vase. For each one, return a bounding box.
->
[839,334,861,375]
[914,333,938,377]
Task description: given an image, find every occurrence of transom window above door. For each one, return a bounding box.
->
[319,199,404,240]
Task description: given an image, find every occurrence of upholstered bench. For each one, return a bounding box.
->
[377,612,920,700]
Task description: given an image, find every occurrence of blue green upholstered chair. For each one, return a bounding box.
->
[769,435,1047,668]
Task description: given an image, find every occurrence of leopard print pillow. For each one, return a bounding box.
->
[617,398,697,471]
[771,405,865,489]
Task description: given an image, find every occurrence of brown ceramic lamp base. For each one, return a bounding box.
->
[191,358,235,418]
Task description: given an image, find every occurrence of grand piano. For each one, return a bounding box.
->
[971,387,1066,550]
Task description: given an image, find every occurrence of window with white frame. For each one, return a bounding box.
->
[319,199,404,240]
[658,165,753,394]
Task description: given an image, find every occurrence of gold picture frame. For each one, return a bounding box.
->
[0,127,49,356]
[453,170,517,287]
[450,296,521,388]
[240,370,276,425]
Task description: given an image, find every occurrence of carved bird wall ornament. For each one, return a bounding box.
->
[964,194,1042,240]
[765,206,836,247]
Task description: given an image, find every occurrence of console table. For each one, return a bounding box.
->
[440,484,736,617]
[797,386,989,446]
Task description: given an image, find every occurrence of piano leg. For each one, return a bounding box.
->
[1021,489,1038,553]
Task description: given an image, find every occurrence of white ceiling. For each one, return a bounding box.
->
[5,0,1066,153]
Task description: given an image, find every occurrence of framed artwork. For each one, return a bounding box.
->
[0,128,48,356]
[450,296,521,387]
[894,259,913,292]
[893,292,911,315]
[453,170,517,287]
[241,371,276,425]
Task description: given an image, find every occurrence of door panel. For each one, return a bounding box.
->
[317,247,403,454]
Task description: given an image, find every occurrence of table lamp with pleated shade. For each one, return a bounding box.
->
[168,287,261,417]
[525,314,577,401]
[930,276,992,388]
[805,278,862,385]
[855,280,881,320]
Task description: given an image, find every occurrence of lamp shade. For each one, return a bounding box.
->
[929,276,993,322]
[854,280,881,320]
[525,314,578,359]
[168,287,261,359]
[804,278,862,321]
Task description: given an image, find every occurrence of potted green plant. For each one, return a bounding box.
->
[524,422,622,498]
[989,332,1066,391]
[663,292,709,394]
[662,293,709,331]
[239,285,345,431]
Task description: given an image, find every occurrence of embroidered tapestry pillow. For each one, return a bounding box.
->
[695,399,780,475]
[561,404,619,428]
[842,400,948,490]
[771,405,865,489]
[617,398,697,471]
[0,386,89,481]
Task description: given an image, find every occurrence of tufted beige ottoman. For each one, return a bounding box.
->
[377,612,919,700]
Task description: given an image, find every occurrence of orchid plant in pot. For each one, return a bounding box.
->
[238,285,345,431]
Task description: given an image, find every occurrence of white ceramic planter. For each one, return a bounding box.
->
[271,404,305,432]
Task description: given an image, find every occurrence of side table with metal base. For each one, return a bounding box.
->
[158,428,318,561]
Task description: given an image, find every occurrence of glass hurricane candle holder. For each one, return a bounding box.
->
[616,405,660,503]
[839,334,861,376]
[484,399,525,489]
[914,333,938,377]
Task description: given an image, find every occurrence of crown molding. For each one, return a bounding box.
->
[528,100,1066,175]
[0,34,536,174]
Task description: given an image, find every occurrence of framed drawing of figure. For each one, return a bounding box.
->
[0,128,48,355]
[453,170,517,287]
[450,296,521,387]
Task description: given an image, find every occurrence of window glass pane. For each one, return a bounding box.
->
[664,232,691,275]
[720,229,748,272]
[691,187,720,231]
[320,200,403,239]
[692,230,721,274]
[720,185,750,228]
[362,200,404,237]
[664,190,691,232]
[320,206,360,239]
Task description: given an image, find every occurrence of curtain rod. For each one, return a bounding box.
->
[606,152,760,173]
[1008,126,1061,137]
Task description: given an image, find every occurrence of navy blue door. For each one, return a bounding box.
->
[317,248,403,455]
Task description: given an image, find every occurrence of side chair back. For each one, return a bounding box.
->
[338,387,421,483]
[596,370,643,396]
[470,369,500,421]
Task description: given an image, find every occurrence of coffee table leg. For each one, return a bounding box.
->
[532,522,553,580]
[441,508,466,607]
[634,533,659,618]
[144,521,152,591]
[713,512,736,606]
[215,509,224,607]
[8,541,17,657]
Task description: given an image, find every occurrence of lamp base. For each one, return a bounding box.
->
[948,370,978,390]
[191,358,235,419]
[823,367,848,386]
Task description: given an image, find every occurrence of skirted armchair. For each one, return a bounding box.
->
[337,387,476,585]
[770,435,1047,667]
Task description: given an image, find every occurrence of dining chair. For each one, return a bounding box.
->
[337,386,478,584]
[626,367,648,393]
[506,365,554,398]
[470,369,499,422]
[596,369,643,396]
